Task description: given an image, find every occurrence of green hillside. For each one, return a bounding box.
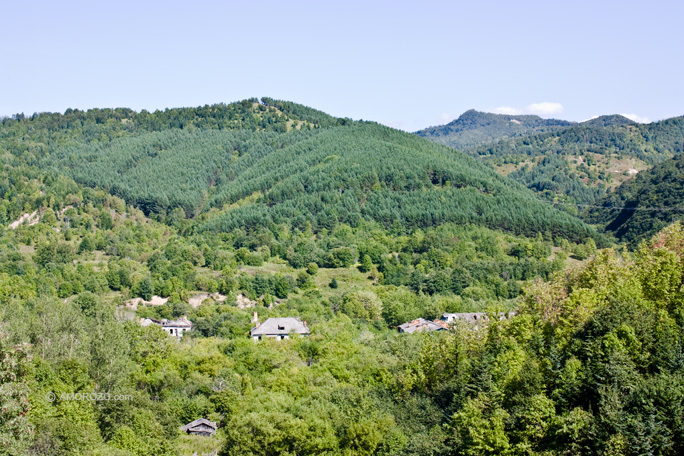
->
[415,109,574,150]
[29,103,598,242]
[199,123,596,241]
[2,99,684,456]
[44,128,315,216]
[465,116,684,210]
[581,114,637,128]
[584,151,684,244]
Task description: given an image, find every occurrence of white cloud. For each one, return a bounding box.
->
[620,113,650,123]
[527,102,564,116]
[581,115,600,122]
[488,102,564,117]
[439,112,452,124]
[492,106,523,115]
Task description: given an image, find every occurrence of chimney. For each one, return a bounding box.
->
[252,311,258,323]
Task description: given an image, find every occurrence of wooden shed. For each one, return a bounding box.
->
[181,418,218,436]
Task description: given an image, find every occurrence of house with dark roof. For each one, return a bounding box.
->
[398,318,448,334]
[250,316,310,340]
[181,418,217,436]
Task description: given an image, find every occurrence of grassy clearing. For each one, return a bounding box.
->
[18,244,35,254]
[239,261,294,276]
[176,432,223,456]
[311,265,375,298]
[493,159,536,176]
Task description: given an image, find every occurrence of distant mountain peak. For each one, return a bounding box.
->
[415,109,573,150]
[581,114,637,127]
[456,109,543,122]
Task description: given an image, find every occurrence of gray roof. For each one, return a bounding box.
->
[441,312,488,323]
[398,318,447,333]
[140,317,193,328]
[181,418,217,432]
[442,312,516,323]
[140,318,156,327]
[161,318,192,328]
[250,317,310,336]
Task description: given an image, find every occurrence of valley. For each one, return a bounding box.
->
[1,99,684,456]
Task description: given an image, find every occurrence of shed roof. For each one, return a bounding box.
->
[181,418,217,432]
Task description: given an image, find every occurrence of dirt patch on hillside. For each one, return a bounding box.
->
[236,294,257,309]
[123,295,168,311]
[188,292,228,308]
[9,211,39,229]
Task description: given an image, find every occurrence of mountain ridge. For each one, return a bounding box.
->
[580,114,637,128]
[417,111,684,211]
[415,109,574,150]
[0,98,601,243]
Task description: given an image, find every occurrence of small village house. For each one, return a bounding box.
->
[181,418,217,436]
[250,314,310,340]
[140,317,192,339]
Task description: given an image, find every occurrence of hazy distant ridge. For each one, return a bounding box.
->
[415,109,574,150]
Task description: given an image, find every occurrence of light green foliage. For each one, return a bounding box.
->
[358,254,373,273]
[341,290,383,321]
[378,287,427,327]
[2,101,684,455]
[0,329,32,456]
[448,394,510,456]
[222,411,338,456]
[306,262,318,275]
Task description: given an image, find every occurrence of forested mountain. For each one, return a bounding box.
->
[463,116,684,210]
[416,110,684,212]
[581,114,637,128]
[415,109,574,150]
[20,101,598,242]
[4,99,683,456]
[584,150,684,244]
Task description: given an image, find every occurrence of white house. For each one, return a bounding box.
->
[140,317,192,339]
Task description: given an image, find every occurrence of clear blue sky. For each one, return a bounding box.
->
[2,0,683,131]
